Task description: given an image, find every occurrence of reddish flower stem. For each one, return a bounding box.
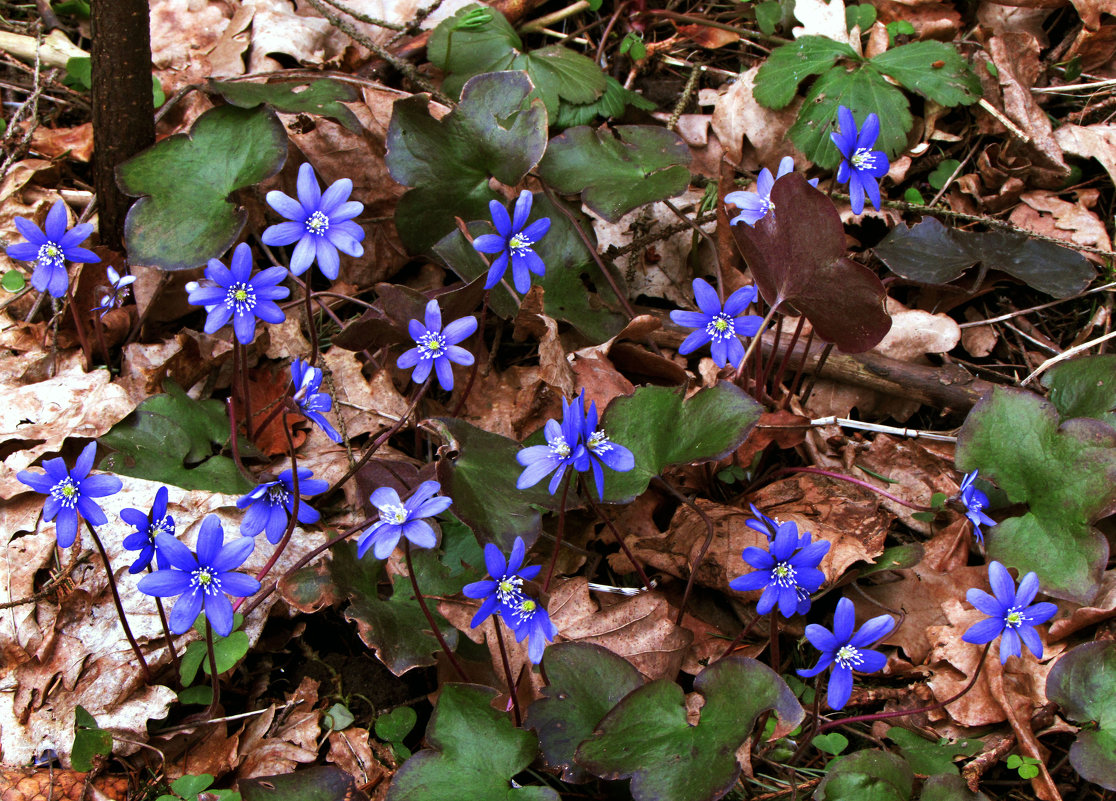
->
[776,467,933,511]
[583,483,652,591]
[405,540,468,681]
[203,619,221,719]
[493,618,522,726]
[542,472,573,594]
[451,290,487,418]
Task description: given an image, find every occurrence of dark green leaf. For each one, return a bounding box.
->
[1,269,25,292]
[72,705,112,772]
[790,65,911,169]
[427,5,521,81]
[599,383,763,503]
[753,36,861,110]
[208,79,362,132]
[575,657,803,801]
[241,766,369,801]
[537,125,692,222]
[386,71,547,252]
[387,684,560,801]
[324,703,356,732]
[512,45,608,116]
[53,0,90,18]
[171,774,215,799]
[756,1,782,35]
[875,217,1095,298]
[375,706,418,743]
[956,387,1116,603]
[331,542,459,675]
[928,160,961,190]
[919,774,990,801]
[431,418,557,551]
[1042,354,1116,428]
[118,105,287,269]
[407,514,486,597]
[885,727,981,776]
[552,76,656,128]
[180,625,249,686]
[527,642,644,782]
[846,4,877,32]
[815,750,913,801]
[904,187,926,204]
[812,732,849,755]
[870,41,982,107]
[1046,641,1116,790]
[177,685,212,705]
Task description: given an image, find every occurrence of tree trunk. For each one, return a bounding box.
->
[90,0,154,252]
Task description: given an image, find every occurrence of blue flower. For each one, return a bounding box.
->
[91,266,136,317]
[291,358,341,443]
[501,594,558,664]
[471,190,552,293]
[573,390,635,500]
[962,561,1057,665]
[516,394,589,494]
[186,242,289,345]
[137,515,260,637]
[959,470,996,543]
[120,485,175,573]
[5,199,100,297]
[237,468,329,545]
[262,162,365,279]
[729,518,829,617]
[396,299,477,391]
[670,278,764,368]
[462,536,541,628]
[16,442,122,548]
[797,597,895,710]
[831,105,890,215]
[725,157,818,226]
[745,504,781,540]
[358,480,453,559]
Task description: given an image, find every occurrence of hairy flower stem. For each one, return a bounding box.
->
[304,267,320,366]
[542,472,573,594]
[226,398,256,485]
[718,611,762,661]
[768,609,780,672]
[325,377,431,498]
[91,311,111,367]
[776,467,933,511]
[233,425,301,614]
[203,619,221,719]
[405,540,468,681]
[451,291,488,418]
[149,577,179,673]
[65,285,93,371]
[769,315,804,402]
[733,302,780,384]
[234,343,255,441]
[782,327,815,410]
[653,476,713,626]
[582,483,652,591]
[815,642,993,734]
[493,618,522,726]
[82,519,152,683]
[798,342,833,407]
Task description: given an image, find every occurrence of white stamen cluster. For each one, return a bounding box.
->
[37,242,64,266]
[1004,605,1029,629]
[50,477,80,508]
[381,503,409,526]
[587,430,613,455]
[191,566,222,596]
[417,331,446,359]
[705,313,736,342]
[549,435,571,458]
[771,561,798,588]
[305,210,330,235]
[225,282,257,314]
[266,484,291,507]
[834,644,864,669]
[508,233,533,253]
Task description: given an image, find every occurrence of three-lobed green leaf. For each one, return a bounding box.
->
[1042,354,1116,428]
[1045,641,1116,791]
[208,78,362,132]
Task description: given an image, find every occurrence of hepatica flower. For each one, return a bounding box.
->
[962,561,1057,664]
[5,199,100,297]
[502,594,558,664]
[798,597,896,710]
[92,266,136,317]
[725,157,817,227]
[959,470,996,543]
[729,518,829,617]
[463,536,541,628]
[262,162,365,279]
[187,243,289,345]
[397,299,477,391]
[670,278,763,369]
[574,389,635,500]
[358,480,453,559]
[291,358,341,443]
[472,190,552,293]
[237,468,328,545]
[746,504,780,540]
[137,515,260,637]
[120,485,175,573]
[516,395,588,494]
[831,105,890,215]
[17,442,122,548]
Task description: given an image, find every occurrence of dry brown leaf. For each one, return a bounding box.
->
[321,355,410,440]
[1009,191,1113,252]
[872,0,961,40]
[1048,569,1116,640]
[549,577,693,680]
[328,726,394,790]
[237,676,322,779]
[459,364,561,440]
[876,299,961,364]
[29,123,94,162]
[164,722,240,783]
[0,767,129,801]
[985,656,1061,801]
[710,67,803,168]
[150,0,237,94]
[674,23,740,48]
[962,307,999,358]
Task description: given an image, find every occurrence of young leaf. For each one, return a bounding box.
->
[956,387,1116,603]
[552,76,656,128]
[574,657,803,801]
[731,173,892,353]
[511,45,608,116]
[752,36,861,110]
[386,71,547,252]
[526,642,644,782]
[537,125,692,222]
[875,217,1095,298]
[241,766,368,801]
[428,5,522,92]
[811,732,849,755]
[1,269,25,292]
[598,383,764,503]
[1045,641,1116,791]
[117,105,287,269]
[1041,354,1116,428]
[386,684,560,801]
[375,706,418,743]
[171,774,215,799]
[885,727,981,775]
[814,750,912,801]
[71,706,112,772]
[870,41,981,107]
[208,78,362,132]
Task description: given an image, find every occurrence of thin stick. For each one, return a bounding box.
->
[451,291,487,417]
[493,618,522,726]
[653,477,714,626]
[203,619,221,719]
[733,302,780,382]
[83,519,152,683]
[542,472,573,593]
[776,466,933,511]
[768,609,780,672]
[783,327,814,409]
[1020,328,1116,385]
[583,485,652,590]
[405,540,468,681]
